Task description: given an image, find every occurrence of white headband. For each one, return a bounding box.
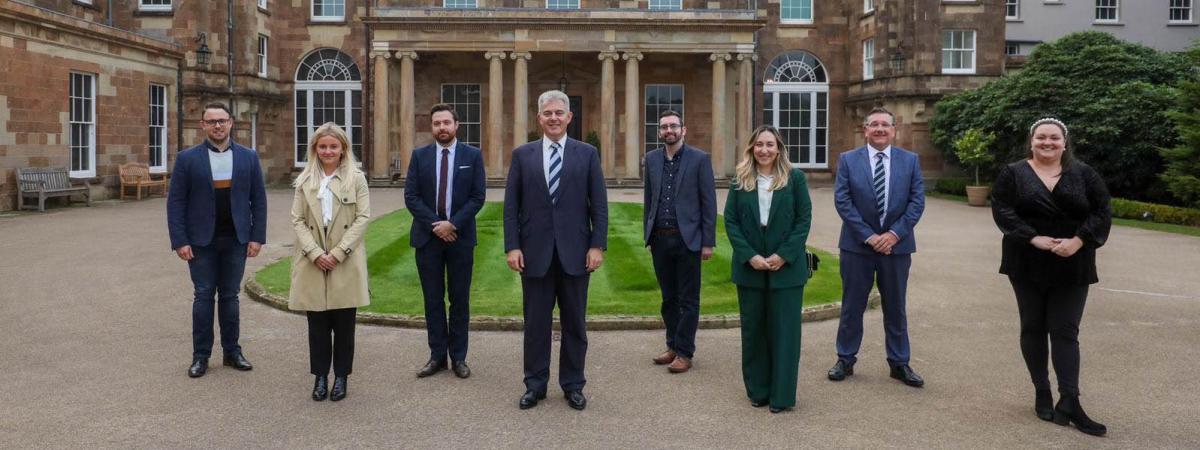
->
[1030,117,1068,137]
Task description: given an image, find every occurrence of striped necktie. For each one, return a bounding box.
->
[548,142,562,205]
[873,151,886,223]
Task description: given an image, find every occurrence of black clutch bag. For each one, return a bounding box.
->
[806,252,820,279]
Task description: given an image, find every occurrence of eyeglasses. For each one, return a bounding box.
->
[865,121,893,129]
[539,110,568,119]
[658,124,682,131]
[203,119,231,127]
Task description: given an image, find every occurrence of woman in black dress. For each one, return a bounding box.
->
[990,118,1111,436]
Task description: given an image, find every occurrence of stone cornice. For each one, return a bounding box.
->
[364,7,764,30]
[1,0,182,59]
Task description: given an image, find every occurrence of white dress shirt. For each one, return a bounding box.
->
[756,173,774,227]
[434,139,457,219]
[542,135,568,189]
[867,145,892,226]
[317,171,338,226]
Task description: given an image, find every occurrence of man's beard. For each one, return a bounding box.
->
[435,132,455,145]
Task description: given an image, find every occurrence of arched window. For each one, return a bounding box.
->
[763,51,829,168]
[294,48,362,166]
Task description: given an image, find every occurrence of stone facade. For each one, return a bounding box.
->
[0,0,1004,210]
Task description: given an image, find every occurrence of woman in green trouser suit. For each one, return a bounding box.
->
[724,125,812,413]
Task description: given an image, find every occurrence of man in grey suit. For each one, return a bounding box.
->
[828,107,926,388]
[504,90,608,411]
[642,110,716,374]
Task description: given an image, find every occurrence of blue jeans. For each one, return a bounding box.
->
[187,235,247,359]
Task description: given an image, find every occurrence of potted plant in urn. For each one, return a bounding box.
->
[953,128,995,207]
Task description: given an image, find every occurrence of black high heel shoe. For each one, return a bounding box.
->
[1053,395,1106,436]
[312,375,328,401]
[1035,389,1054,421]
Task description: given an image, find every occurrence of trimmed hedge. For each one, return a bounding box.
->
[1111,198,1200,227]
[929,180,1200,228]
[933,177,973,196]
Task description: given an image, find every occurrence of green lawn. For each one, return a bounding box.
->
[256,202,841,316]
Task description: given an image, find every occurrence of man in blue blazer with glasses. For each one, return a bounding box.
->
[167,102,267,379]
[828,107,926,388]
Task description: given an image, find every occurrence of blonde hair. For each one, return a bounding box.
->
[734,125,792,192]
[293,122,359,188]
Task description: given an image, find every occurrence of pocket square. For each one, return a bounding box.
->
[458,165,471,169]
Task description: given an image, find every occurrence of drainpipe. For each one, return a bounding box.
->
[106,0,113,26]
[227,0,236,116]
[176,63,184,157]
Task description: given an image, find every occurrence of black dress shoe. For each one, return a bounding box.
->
[330,376,348,402]
[827,360,854,381]
[769,406,791,414]
[451,360,471,379]
[889,365,925,387]
[1035,389,1054,421]
[1053,395,1106,436]
[417,359,446,378]
[564,390,587,411]
[222,352,253,371]
[750,399,769,408]
[312,376,329,401]
[187,359,208,378]
[519,390,546,409]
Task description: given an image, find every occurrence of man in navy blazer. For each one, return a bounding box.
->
[504,90,608,411]
[405,103,487,380]
[642,110,716,374]
[829,107,926,387]
[167,103,267,378]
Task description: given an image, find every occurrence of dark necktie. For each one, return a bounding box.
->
[437,148,449,219]
[874,152,886,223]
[548,142,562,205]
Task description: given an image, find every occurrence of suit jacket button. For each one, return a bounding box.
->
[344,225,349,229]
[343,198,348,202]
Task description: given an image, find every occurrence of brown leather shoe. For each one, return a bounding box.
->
[667,356,692,373]
[653,350,677,365]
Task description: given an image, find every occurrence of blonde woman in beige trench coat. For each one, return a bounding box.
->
[289,122,370,402]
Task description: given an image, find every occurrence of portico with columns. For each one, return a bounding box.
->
[364,8,764,183]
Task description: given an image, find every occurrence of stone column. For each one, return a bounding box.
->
[710,53,730,178]
[598,51,619,177]
[622,52,642,179]
[736,53,756,156]
[511,52,531,151]
[485,51,507,175]
[397,51,418,178]
[370,50,392,179]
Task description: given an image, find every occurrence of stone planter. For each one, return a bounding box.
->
[965,185,990,207]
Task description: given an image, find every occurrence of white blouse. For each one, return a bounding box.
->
[756,174,774,226]
[317,172,337,226]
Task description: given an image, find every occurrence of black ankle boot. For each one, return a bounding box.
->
[1035,389,1054,421]
[1053,395,1107,436]
[330,376,348,401]
[312,375,328,401]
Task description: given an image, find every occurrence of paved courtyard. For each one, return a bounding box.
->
[1,187,1197,449]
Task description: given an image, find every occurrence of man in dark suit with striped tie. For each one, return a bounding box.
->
[829,107,926,388]
[503,90,608,411]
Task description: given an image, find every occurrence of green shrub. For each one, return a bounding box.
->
[934,178,971,195]
[952,128,996,186]
[1111,198,1200,227]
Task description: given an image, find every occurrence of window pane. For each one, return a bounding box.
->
[441,84,483,148]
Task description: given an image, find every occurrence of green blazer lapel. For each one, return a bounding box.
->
[766,184,790,235]
[746,187,762,240]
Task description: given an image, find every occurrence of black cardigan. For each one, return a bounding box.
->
[991,160,1112,285]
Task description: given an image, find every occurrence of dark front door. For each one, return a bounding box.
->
[568,95,582,141]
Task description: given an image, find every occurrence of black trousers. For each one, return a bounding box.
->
[415,238,474,362]
[522,251,590,393]
[650,233,701,359]
[1008,277,1089,396]
[306,308,357,377]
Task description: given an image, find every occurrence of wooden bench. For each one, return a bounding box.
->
[119,162,169,200]
[17,167,92,211]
